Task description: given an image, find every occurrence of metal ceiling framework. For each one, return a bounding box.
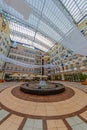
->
[60,0,87,23]
[0,0,87,52]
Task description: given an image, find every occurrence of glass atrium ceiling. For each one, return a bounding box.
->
[0,0,87,52]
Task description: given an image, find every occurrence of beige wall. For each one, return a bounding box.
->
[0,15,10,35]
[0,15,10,79]
[77,18,87,36]
[78,19,87,28]
[5,44,42,75]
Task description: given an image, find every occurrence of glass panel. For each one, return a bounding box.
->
[33,42,48,52]
[10,34,32,45]
[10,22,35,37]
[2,0,86,52]
[1,0,23,19]
[61,0,87,22]
[38,21,62,42]
[10,34,49,52]
[43,0,73,34]
[35,33,54,47]
[28,14,39,28]
[25,0,44,12]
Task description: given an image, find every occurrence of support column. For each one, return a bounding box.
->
[42,57,44,76]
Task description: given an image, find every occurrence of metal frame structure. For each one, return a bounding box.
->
[0,0,87,52]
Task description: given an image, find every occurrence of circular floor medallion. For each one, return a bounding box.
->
[12,86,75,102]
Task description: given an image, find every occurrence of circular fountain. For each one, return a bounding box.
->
[20,81,65,96]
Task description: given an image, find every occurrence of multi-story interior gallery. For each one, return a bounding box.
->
[0,0,87,130]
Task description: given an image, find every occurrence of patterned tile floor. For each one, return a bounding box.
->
[0,81,87,130]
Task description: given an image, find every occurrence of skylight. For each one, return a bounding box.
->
[10,22,35,37]
[0,0,86,54]
[10,21,55,51]
[35,33,54,47]
[10,33,49,52]
[60,0,87,23]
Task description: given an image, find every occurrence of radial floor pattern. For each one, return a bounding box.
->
[0,82,87,130]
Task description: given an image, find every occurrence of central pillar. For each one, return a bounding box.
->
[42,55,44,80]
[42,57,44,76]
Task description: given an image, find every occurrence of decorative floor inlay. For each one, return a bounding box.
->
[0,82,87,130]
[11,86,75,102]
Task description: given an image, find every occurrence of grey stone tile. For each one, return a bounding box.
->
[23,127,33,130]
[28,119,35,126]
[79,123,87,130]
[23,118,34,127]
[66,116,87,130]
[72,123,87,130]
[66,116,83,127]
[66,117,76,126]
[32,128,42,130]
[72,125,83,130]
[34,119,42,129]
[0,109,9,121]
[0,82,19,91]
[23,118,43,130]
[73,116,83,124]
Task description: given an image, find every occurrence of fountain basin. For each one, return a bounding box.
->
[20,82,65,96]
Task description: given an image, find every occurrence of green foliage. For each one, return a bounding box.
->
[79,73,87,81]
[64,73,87,81]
